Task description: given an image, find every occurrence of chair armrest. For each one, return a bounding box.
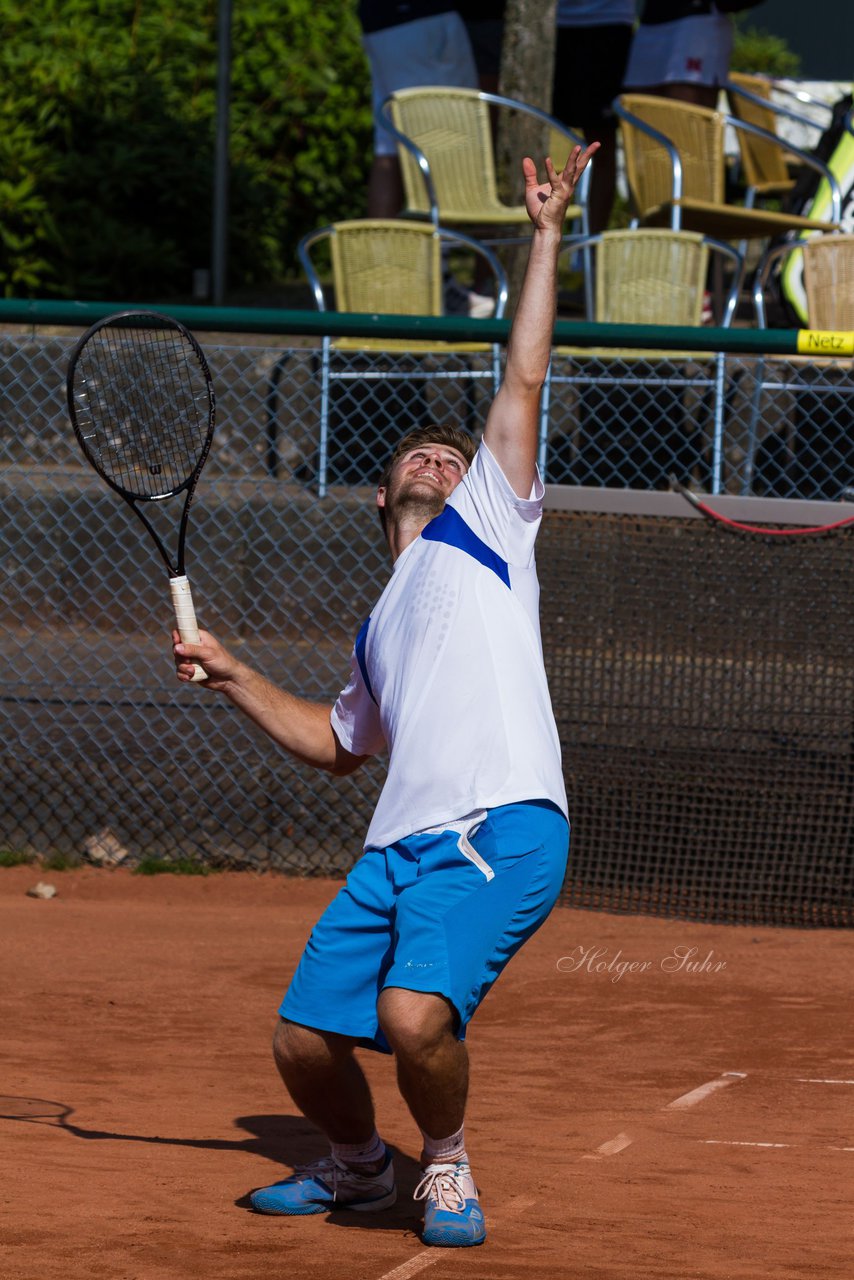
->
[377,98,441,225]
[725,80,828,134]
[703,236,744,329]
[475,92,593,206]
[723,113,842,222]
[380,90,595,216]
[752,240,801,328]
[297,227,333,312]
[612,100,683,225]
[773,81,836,125]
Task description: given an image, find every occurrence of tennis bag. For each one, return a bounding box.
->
[754,92,854,499]
[771,90,854,326]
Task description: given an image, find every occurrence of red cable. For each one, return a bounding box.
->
[674,484,854,537]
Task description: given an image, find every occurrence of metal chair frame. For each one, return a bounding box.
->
[541,229,743,495]
[379,87,594,315]
[743,234,854,497]
[378,88,590,236]
[614,95,842,249]
[295,220,509,497]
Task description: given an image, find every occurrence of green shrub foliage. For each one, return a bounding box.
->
[0,0,372,298]
[732,16,802,78]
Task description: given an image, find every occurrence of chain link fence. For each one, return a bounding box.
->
[2,320,853,914]
[543,350,854,498]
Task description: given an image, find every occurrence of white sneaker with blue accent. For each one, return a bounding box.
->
[250,1151,396,1215]
[414,1160,486,1247]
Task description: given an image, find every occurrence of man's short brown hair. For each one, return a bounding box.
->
[377,426,478,531]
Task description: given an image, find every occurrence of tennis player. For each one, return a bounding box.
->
[173,141,597,1248]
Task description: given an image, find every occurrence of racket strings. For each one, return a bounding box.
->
[73,324,212,498]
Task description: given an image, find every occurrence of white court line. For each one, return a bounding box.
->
[502,1194,537,1214]
[796,1078,854,1085]
[702,1139,791,1149]
[663,1071,747,1111]
[704,1140,854,1153]
[377,1255,441,1280]
[375,1183,537,1279]
[581,1072,747,1160]
[581,1132,635,1161]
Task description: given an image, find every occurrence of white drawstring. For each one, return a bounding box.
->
[413,1163,468,1214]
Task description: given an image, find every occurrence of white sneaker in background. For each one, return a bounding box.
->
[466,290,497,319]
[443,277,496,319]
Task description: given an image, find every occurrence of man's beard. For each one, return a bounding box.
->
[384,476,447,526]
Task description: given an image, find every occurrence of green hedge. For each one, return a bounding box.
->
[0,4,806,300]
[0,0,372,298]
[732,15,801,77]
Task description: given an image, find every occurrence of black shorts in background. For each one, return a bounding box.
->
[552,23,633,135]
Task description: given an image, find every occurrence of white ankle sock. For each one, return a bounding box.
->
[330,1130,386,1169]
[420,1124,467,1166]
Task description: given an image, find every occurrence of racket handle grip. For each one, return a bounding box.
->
[170,575,207,683]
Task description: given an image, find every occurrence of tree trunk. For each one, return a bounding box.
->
[496,0,558,307]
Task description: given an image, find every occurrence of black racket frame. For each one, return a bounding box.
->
[66,309,216,577]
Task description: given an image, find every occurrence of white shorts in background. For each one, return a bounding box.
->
[624,11,734,90]
[363,12,478,155]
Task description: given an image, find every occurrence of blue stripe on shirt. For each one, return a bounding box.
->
[354,617,378,705]
[421,505,511,587]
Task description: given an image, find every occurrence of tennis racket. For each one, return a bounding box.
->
[67,310,216,681]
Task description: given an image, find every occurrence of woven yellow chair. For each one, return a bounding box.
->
[295,219,508,495]
[542,229,742,493]
[752,233,854,344]
[726,73,809,205]
[380,87,589,240]
[800,232,854,329]
[615,94,841,244]
[745,233,854,498]
[725,73,839,221]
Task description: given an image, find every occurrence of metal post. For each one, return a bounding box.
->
[711,350,726,495]
[211,0,233,306]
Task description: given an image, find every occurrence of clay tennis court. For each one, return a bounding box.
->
[2,865,850,1279]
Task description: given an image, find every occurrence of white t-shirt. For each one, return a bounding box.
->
[331,442,568,849]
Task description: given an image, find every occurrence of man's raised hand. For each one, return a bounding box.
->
[522,142,600,231]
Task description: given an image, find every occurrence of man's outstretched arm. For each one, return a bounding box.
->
[483,143,599,498]
[173,630,367,776]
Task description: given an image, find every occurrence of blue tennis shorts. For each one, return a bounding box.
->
[280,799,569,1053]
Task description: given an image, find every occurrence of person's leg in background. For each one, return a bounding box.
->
[552,21,634,235]
[361,10,492,315]
[649,80,722,109]
[361,11,478,218]
[460,8,505,96]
